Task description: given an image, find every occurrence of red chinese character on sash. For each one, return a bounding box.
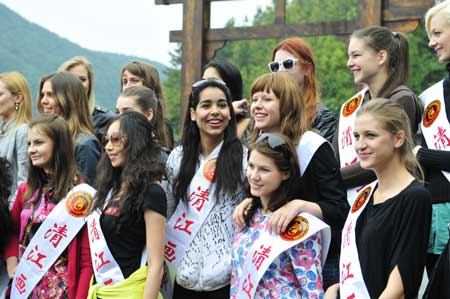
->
[342,221,352,248]
[434,126,450,150]
[15,273,27,295]
[44,223,68,248]
[90,218,100,243]
[188,186,210,212]
[164,241,177,262]
[347,294,356,299]
[252,244,271,271]
[341,126,353,149]
[174,212,194,235]
[26,245,47,269]
[94,251,111,272]
[341,262,355,284]
[242,274,254,299]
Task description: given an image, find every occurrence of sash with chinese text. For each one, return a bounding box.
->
[297,131,327,176]
[11,184,95,299]
[339,181,377,299]
[338,88,369,205]
[235,212,330,299]
[419,80,450,182]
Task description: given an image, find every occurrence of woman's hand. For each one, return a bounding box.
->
[233,197,253,228]
[268,199,305,234]
[324,283,340,299]
[232,99,249,117]
[6,256,18,279]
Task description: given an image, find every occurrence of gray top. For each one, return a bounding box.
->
[0,119,29,208]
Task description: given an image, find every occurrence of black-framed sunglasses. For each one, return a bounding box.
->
[267,58,299,73]
[255,133,287,149]
[192,78,227,89]
[102,132,127,147]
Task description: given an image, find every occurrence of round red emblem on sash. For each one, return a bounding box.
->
[280,216,309,241]
[66,191,92,217]
[342,94,363,117]
[203,158,217,183]
[423,100,441,128]
[351,186,371,213]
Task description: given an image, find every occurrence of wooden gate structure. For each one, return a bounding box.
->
[155,0,434,119]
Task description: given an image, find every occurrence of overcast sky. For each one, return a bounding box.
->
[2,0,271,64]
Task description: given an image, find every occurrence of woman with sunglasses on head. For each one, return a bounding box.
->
[37,71,101,186]
[58,56,115,142]
[0,71,32,208]
[231,133,330,299]
[414,1,450,276]
[163,78,246,299]
[86,111,166,299]
[202,59,251,142]
[121,61,174,150]
[115,86,170,161]
[234,72,347,289]
[325,99,431,299]
[4,115,93,299]
[336,26,421,204]
[268,37,337,143]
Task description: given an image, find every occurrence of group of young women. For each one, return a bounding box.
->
[1,1,450,298]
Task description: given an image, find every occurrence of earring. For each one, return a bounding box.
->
[15,102,20,111]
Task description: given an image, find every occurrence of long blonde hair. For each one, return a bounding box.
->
[0,71,32,129]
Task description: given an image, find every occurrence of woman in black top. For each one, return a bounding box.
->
[325,99,431,299]
[90,111,166,298]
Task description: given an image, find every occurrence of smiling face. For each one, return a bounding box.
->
[40,80,63,115]
[251,89,281,134]
[247,149,289,204]
[28,126,54,172]
[347,37,386,86]
[354,113,403,172]
[104,120,127,168]
[190,86,230,142]
[428,12,450,63]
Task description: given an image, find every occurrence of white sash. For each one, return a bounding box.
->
[419,80,450,182]
[235,212,331,299]
[339,181,377,299]
[297,131,327,175]
[87,190,149,287]
[11,184,95,299]
[338,88,369,205]
[163,142,223,295]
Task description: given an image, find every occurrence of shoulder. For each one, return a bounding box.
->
[142,183,167,217]
[388,85,417,101]
[76,133,99,146]
[398,180,432,207]
[93,106,115,117]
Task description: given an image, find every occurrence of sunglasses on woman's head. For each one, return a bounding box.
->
[192,78,227,89]
[102,132,126,147]
[255,133,287,149]
[267,58,299,73]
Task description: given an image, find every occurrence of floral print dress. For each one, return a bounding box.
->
[230,209,324,299]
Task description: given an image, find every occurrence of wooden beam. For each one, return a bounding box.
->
[274,0,286,25]
[170,20,358,42]
[358,0,382,27]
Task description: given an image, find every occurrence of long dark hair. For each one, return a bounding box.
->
[244,134,301,227]
[24,115,79,202]
[94,111,165,227]
[173,79,244,203]
[0,157,12,251]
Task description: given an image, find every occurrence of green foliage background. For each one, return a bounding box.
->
[163,0,445,139]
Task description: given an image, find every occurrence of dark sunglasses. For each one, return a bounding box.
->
[267,58,299,73]
[102,132,127,147]
[255,133,287,149]
[192,78,227,89]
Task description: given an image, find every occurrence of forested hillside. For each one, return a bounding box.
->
[0,4,166,111]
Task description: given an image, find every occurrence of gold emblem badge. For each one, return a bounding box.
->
[423,100,441,128]
[342,94,363,117]
[351,186,371,213]
[66,191,92,217]
[203,158,217,182]
[281,216,309,241]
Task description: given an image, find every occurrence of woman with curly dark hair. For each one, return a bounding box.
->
[87,111,166,299]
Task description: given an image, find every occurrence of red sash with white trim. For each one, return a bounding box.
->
[338,88,369,205]
[235,212,330,299]
[11,184,95,299]
[419,80,450,182]
[297,131,327,175]
[339,181,377,299]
